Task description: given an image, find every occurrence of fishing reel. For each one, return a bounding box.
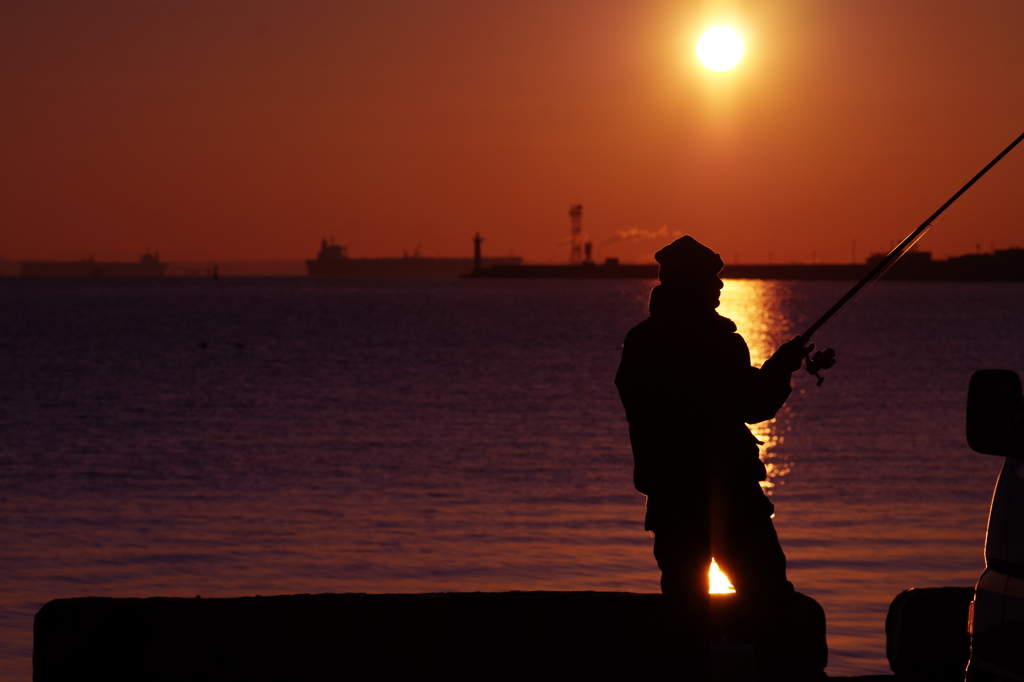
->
[806,347,838,386]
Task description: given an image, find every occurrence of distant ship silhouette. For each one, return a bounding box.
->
[20,253,168,277]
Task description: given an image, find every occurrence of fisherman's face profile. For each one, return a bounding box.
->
[701,276,725,309]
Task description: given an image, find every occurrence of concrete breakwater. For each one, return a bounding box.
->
[35,591,828,680]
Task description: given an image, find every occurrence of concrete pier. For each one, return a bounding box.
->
[35,590,829,681]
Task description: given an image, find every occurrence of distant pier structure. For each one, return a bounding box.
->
[307,237,520,277]
[473,233,483,273]
[569,204,583,265]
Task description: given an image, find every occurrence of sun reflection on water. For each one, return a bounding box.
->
[708,558,736,594]
[718,279,796,494]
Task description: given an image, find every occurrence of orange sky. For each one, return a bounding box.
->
[2,0,1023,263]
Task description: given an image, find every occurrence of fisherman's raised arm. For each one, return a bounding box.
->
[737,335,810,424]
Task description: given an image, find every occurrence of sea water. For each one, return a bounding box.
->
[1,277,1022,679]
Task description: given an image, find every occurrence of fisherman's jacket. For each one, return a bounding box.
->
[615,308,792,504]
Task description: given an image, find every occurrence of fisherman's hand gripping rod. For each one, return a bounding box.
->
[797,130,1024,385]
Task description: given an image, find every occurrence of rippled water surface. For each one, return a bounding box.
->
[2,277,1022,679]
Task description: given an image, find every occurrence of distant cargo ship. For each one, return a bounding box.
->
[306,239,522,277]
[20,253,168,277]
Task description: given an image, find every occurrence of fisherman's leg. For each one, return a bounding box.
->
[653,528,711,674]
[654,528,711,616]
[648,498,711,619]
[717,485,791,594]
[714,487,793,638]
[717,488,828,680]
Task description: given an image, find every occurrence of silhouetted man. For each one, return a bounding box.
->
[615,236,809,668]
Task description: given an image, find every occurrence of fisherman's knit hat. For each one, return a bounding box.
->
[655,236,724,283]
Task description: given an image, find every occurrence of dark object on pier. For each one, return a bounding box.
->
[885,586,974,681]
[35,590,827,681]
[709,590,829,681]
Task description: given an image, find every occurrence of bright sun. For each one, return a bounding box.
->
[697,26,744,72]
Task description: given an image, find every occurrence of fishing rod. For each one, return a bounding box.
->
[801,130,1024,386]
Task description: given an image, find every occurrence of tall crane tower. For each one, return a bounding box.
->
[569,204,583,265]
